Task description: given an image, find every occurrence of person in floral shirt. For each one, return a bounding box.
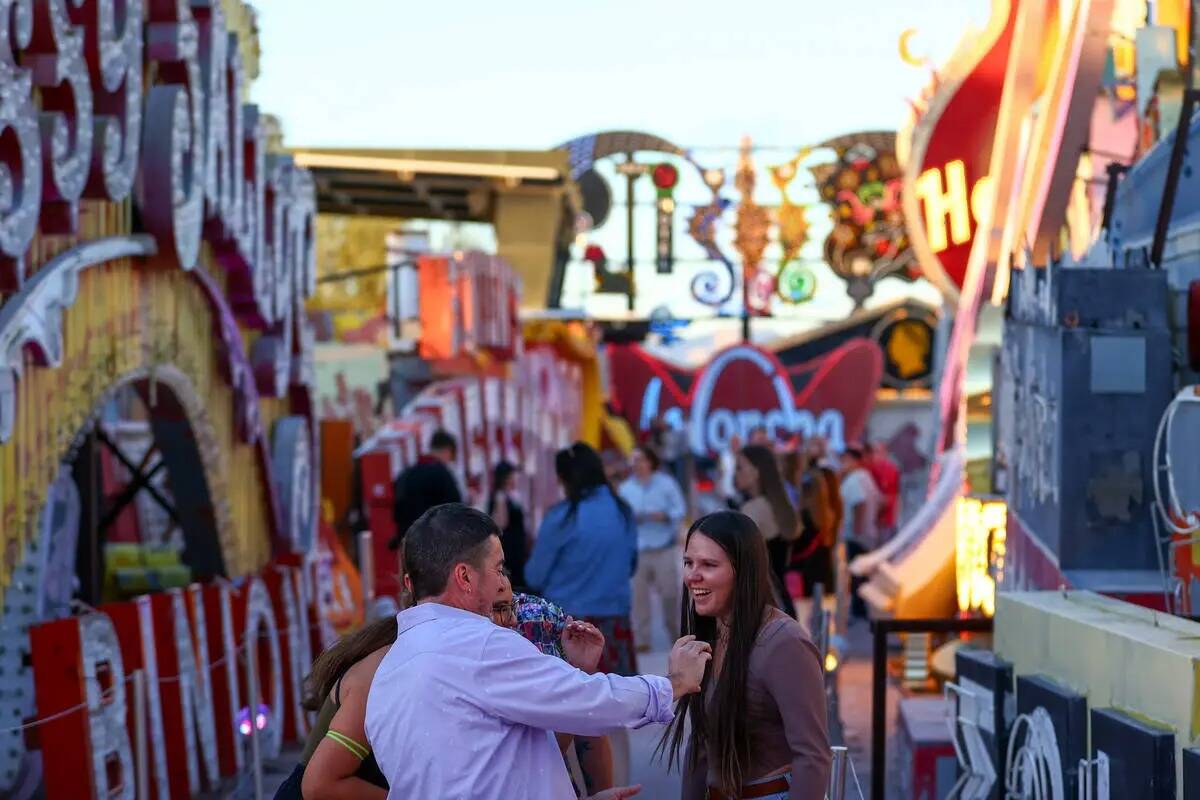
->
[491,587,615,795]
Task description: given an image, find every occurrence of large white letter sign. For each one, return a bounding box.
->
[80,613,135,800]
[242,577,284,759]
[27,0,94,235]
[134,596,171,800]
[265,564,311,742]
[30,612,137,799]
[80,0,144,202]
[169,588,220,791]
[142,0,206,269]
[198,581,245,774]
[183,583,224,786]
[0,0,43,289]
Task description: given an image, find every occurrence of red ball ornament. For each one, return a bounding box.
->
[652,163,679,191]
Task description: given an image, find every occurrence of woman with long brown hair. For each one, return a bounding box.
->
[781,450,838,626]
[734,444,799,617]
[273,617,394,799]
[658,511,830,799]
[527,441,640,784]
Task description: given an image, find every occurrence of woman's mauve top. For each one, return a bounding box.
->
[682,611,832,800]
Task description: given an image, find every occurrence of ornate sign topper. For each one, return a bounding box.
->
[607,340,884,456]
[557,130,736,307]
[811,132,915,307]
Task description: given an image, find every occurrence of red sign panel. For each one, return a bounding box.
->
[608,340,884,454]
[902,0,1018,299]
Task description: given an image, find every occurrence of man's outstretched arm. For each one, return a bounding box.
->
[464,629,709,736]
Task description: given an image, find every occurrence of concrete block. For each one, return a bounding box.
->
[995,591,1200,795]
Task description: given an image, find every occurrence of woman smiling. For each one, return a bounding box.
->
[659,511,830,799]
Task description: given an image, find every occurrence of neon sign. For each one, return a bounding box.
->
[913,162,995,255]
[900,0,1018,301]
[28,565,327,799]
[608,340,884,456]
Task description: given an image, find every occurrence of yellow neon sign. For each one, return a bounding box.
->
[956,496,1007,617]
[914,161,994,254]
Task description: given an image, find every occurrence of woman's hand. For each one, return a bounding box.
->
[561,618,606,673]
[588,785,642,799]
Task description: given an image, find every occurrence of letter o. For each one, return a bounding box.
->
[707,410,736,454]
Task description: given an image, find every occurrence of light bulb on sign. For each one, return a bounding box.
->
[237,704,271,737]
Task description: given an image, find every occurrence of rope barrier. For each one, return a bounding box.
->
[0,672,136,735]
[4,616,324,733]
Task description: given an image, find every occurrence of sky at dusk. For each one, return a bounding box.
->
[251,0,993,328]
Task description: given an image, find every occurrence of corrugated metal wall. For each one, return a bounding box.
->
[0,198,285,611]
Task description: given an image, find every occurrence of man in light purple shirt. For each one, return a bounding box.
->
[365,503,711,800]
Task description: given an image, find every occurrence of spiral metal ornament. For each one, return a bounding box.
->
[688,197,735,306]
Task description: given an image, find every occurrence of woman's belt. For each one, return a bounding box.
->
[707,773,791,799]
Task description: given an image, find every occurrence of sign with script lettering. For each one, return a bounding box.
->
[607,340,883,455]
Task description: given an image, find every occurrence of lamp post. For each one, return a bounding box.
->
[615,155,650,312]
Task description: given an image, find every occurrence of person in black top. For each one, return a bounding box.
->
[388,429,462,549]
[488,460,530,589]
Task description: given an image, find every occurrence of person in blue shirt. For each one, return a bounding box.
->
[526,442,640,677]
[526,441,643,787]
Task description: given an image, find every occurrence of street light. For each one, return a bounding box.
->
[615,156,651,311]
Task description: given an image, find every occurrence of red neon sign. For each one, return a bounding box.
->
[608,339,884,454]
[902,0,1018,300]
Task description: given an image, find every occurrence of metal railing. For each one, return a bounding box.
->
[829,745,850,798]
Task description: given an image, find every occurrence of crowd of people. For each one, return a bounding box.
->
[277,425,903,799]
[715,427,901,626]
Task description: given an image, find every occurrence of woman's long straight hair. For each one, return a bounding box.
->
[740,444,798,538]
[655,511,776,795]
[784,450,836,543]
[302,615,398,711]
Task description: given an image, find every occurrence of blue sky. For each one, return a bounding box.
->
[252,0,992,327]
[252,0,990,150]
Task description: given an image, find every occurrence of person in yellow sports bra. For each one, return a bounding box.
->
[302,639,390,799]
[272,615,393,800]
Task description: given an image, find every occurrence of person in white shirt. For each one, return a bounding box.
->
[365,503,712,800]
[839,446,881,620]
[838,446,880,550]
[718,434,743,508]
[619,445,687,652]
